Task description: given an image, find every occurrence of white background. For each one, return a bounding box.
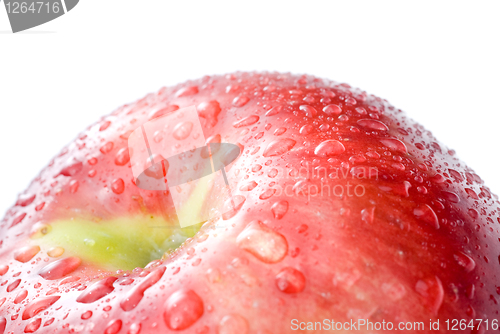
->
[1,1,499,216]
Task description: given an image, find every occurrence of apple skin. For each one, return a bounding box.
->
[0,72,499,334]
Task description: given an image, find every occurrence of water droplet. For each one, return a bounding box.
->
[226,84,240,93]
[274,127,287,136]
[39,257,81,280]
[417,186,427,194]
[84,239,95,246]
[268,168,278,178]
[186,247,195,257]
[263,139,296,157]
[380,138,407,154]
[314,140,345,157]
[441,191,460,203]
[292,180,318,196]
[59,159,83,177]
[222,195,246,220]
[115,148,131,166]
[275,267,306,293]
[271,201,289,220]
[120,266,166,311]
[104,319,123,334]
[0,265,8,276]
[259,188,276,200]
[448,169,464,182]
[206,133,221,145]
[48,247,65,257]
[381,282,406,301]
[332,268,362,289]
[233,115,259,128]
[22,296,60,320]
[361,207,375,224]
[454,252,476,272]
[24,318,42,333]
[290,247,301,258]
[100,142,114,154]
[111,178,125,194]
[231,257,248,268]
[126,323,141,334]
[10,212,27,228]
[150,105,180,120]
[14,245,40,263]
[173,121,194,140]
[197,234,209,243]
[303,95,315,103]
[322,104,341,116]
[218,314,249,334]
[87,157,98,165]
[77,276,118,304]
[299,105,317,117]
[396,181,411,197]
[58,276,79,287]
[296,224,308,233]
[44,318,55,326]
[7,279,21,292]
[354,107,366,115]
[14,289,28,303]
[231,95,250,108]
[300,124,314,135]
[468,208,479,219]
[69,180,79,194]
[142,154,168,179]
[265,105,282,116]
[251,164,262,172]
[465,188,479,200]
[254,132,264,140]
[344,97,356,105]
[206,268,221,283]
[431,173,446,183]
[153,130,164,143]
[163,289,204,330]
[319,123,330,132]
[16,194,36,207]
[357,119,388,131]
[239,181,258,191]
[379,181,411,197]
[413,204,439,229]
[119,278,134,286]
[81,310,93,320]
[197,101,221,128]
[35,202,45,211]
[99,120,112,131]
[236,221,288,263]
[176,86,198,97]
[415,276,444,316]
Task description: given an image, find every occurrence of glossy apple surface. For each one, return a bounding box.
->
[0,72,499,334]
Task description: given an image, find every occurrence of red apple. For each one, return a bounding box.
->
[0,72,499,334]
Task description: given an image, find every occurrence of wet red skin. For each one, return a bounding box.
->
[0,72,499,333]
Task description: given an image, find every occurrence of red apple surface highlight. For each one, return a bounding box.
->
[0,72,499,333]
